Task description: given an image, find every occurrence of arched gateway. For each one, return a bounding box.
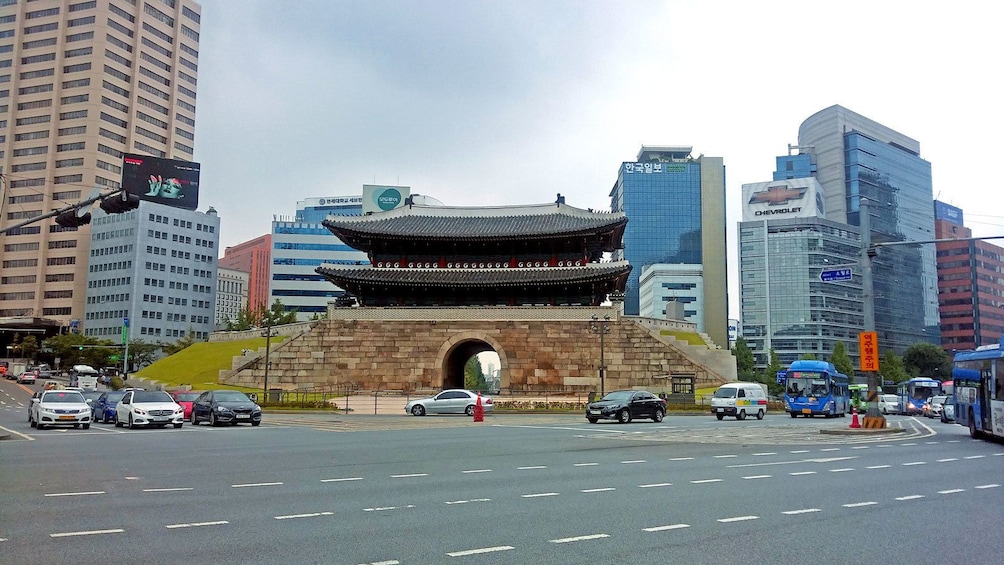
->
[223,197,736,392]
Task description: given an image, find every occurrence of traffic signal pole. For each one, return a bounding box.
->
[0,188,110,235]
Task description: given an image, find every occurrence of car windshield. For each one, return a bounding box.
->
[714,388,737,398]
[599,391,633,402]
[134,391,174,403]
[214,391,251,402]
[931,395,947,405]
[42,391,85,403]
[174,392,201,402]
[104,391,127,402]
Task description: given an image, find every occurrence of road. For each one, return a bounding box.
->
[2,378,1003,564]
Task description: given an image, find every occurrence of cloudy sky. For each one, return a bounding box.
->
[194,0,1003,318]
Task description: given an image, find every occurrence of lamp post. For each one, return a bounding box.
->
[261,320,275,404]
[590,315,611,397]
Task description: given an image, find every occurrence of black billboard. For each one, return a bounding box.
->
[121,153,200,210]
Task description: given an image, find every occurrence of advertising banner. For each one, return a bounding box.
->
[122,153,200,210]
[741,178,824,222]
[362,185,410,214]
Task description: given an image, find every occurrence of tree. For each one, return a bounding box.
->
[731,337,755,381]
[162,331,199,356]
[225,306,258,331]
[262,299,298,326]
[799,352,817,360]
[761,348,784,395]
[879,351,908,384]
[126,339,159,372]
[829,341,855,378]
[902,342,952,379]
[20,335,39,362]
[464,355,487,391]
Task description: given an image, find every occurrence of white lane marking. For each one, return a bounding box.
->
[45,491,105,497]
[231,482,283,488]
[937,458,959,462]
[925,441,940,445]
[321,477,363,483]
[581,488,616,493]
[790,450,809,453]
[461,469,492,474]
[638,483,673,488]
[691,479,723,484]
[843,502,877,508]
[621,459,646,464]
[363,505,415,512]
[718,515,758,523]
[976,484,1000,489]
[851,446,869,450]
[727,456,856,469]
[902,462,926,466]
[964,455,986,460]
[819,448,840,452]
[829,468,854,473]
[517,466,546,470]
[50,528,124,538]
[275,512,334,520]
[446,546,514,557]
[359,561,400,565]
[752,452,776,456]
[165,521,228,529]
[445,498,491,505]
[902,443,918,446]
[947,440,961,443]
[573,463,599,467]
[143,488,193,492]
[644,523,690,532]
[790,471,816,476]
[743,475,771,480]
[0,425,34,441]
[866,465,891,469]
[896,495,925,501]
[668,457,694,461]
[782,508,821,515]
[713,455,738,459]
[938,489,965,494]
[522,492,559,498]
[390,473,428,478]
[549,533,609,544]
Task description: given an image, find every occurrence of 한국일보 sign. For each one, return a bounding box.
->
[121,153,200,210]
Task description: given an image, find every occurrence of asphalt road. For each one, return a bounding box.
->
[2,378,1003,564]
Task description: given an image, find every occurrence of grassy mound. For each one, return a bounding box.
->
[132,336,286,392]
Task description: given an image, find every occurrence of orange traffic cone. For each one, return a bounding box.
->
[473,392,485,422]
[849,406,861,429]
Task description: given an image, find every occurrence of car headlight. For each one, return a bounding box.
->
[252,405,262,413]
[216,406,232,413]
[78,408,89,414]
[135,408,147,415]
[41,407,56,413]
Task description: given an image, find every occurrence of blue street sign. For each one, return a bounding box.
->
[123,316,129,327]
[820,268,852,282]
[776,371,786,384]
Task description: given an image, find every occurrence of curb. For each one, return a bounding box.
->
[819,427,906,436]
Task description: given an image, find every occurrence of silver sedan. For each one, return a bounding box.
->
[405,389,493,416]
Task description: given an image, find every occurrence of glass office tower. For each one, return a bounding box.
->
[610,146,728,348]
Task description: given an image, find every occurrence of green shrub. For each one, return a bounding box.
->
[110,375,124,390]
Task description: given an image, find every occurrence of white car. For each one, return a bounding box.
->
[29,390,92,430]
[404,389,493,416]
[115,390,184,429]
[879,394,900,415]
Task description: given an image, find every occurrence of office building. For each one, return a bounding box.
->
[0,0,202,330]
[609,146,728,348]
[215,266,248,330]
[218,234,270,312]
[934,201,1004,352]
[84,201,218,345]
[795,105,940,354]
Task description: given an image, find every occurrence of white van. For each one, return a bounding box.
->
[710,382,768,421]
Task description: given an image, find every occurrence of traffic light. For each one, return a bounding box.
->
[100,192,141,214]
[55,209,92,228]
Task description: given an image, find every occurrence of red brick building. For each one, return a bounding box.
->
[218,234,271,313]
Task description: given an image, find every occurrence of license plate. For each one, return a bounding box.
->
[588,410,600,415]
[236,414,251,419]
[716,408,724,413]
[58,415,76,420]
[801,408,811,414]
[152,417,168,422]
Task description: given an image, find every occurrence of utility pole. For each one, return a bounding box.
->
[859,198,885,428]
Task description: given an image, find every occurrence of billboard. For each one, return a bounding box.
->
[934,200,963,225]
[362,185,410,214]
[742,178,824,222]
[122,153,200,210]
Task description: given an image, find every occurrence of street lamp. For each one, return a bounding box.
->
[590,315,611,397]
[261,321,275,404]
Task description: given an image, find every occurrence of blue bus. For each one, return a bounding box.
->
[784,360,850,418]
[952,342,1004,440]
[896,377,941,416]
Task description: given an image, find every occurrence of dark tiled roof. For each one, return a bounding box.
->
[316,262,632,287]
[322,203,626,241]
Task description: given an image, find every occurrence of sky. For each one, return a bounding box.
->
[193,0,1004,319]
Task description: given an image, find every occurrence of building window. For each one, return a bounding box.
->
[61,94,89,104]
[101,95,129,112]
[18,83,53,95]
[107,17,134,38]
[66,31,95,42]
[106,33,132,52]
[67,16,96,27]
[56,141,85,152]
[15,113,50,125]
[57,125,86,135]
[21,53,56,64]
[62,78,90,89]
[64,62,91,73]
[64,46,93,58]
[60,109,88,120]
[54,174,83,184]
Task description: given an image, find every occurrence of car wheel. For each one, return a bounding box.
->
[411,405,425,416]
[617,409,631,424]
[757,409,765,420]
[83,424,90,430]
[73,423,80,429]
[190,411,198,426]
[210,412,217,427]
[465,405,475,416]
[251,420,261,427]
[29,413,36,428]
[114,414,122,427]
[969,409,979,439]
[737,410,746,421]
[128,415,135,429]
[652,409,664,423]
[587,417,598,424]
[790,412,798,418]
[173,423,183,429]
[716,413,724,421]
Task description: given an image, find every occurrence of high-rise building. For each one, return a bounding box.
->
[795,105,940,354]
[934,200,1004,352]
[84,201,218,345]
[0,0,202,330]
[218,234,270,312]
[609,146,728,348]
[215,266,249,330]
